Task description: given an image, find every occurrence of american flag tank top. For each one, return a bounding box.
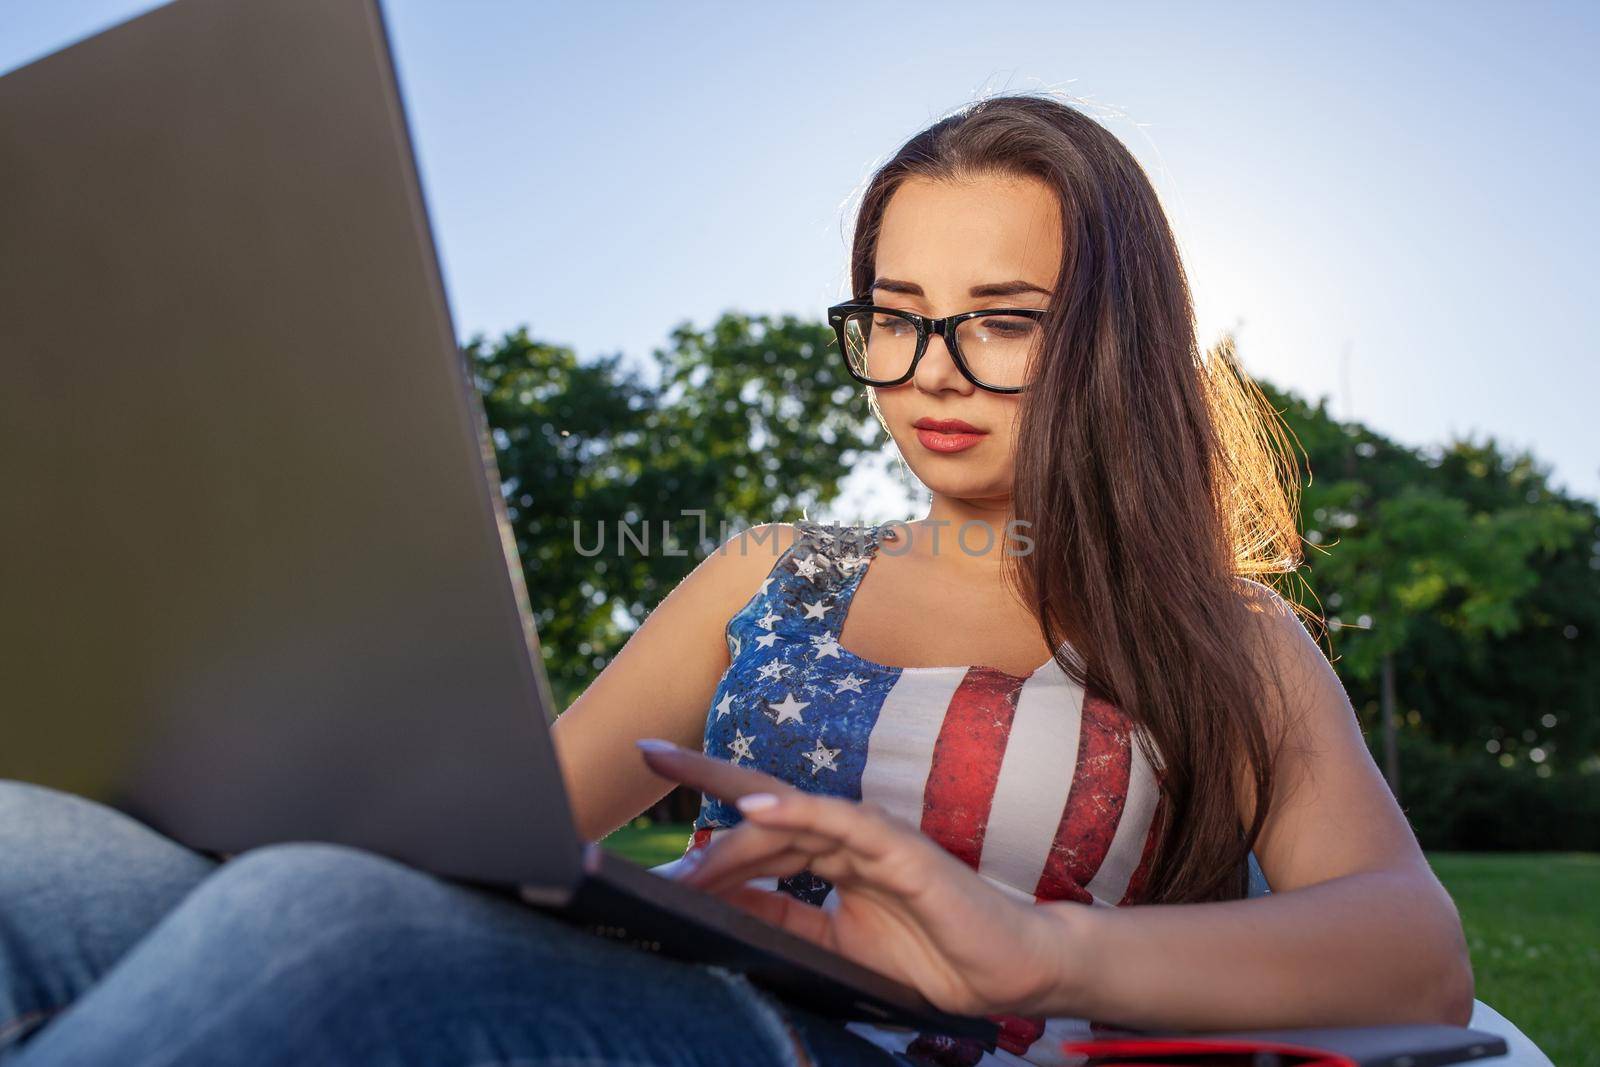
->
[656,519,1170,1066]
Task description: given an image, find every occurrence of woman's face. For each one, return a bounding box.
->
[867,172,1062,507]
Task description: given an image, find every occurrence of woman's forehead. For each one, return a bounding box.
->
[875,175,1061,297]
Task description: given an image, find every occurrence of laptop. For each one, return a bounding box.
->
[0,2,1509,1064]
[0,0,996,1047]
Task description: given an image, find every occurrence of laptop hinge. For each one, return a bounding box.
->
[515,840,592,908]
[517,882,574,908]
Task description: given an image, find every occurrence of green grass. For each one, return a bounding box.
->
[602,823,1596,1064]
[602,819,697,868]
[1428,851,1599,1066]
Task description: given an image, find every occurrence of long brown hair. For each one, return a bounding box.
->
[848,92,1306,904]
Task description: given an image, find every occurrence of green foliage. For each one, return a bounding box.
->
[1395,732,1600,851]
[467,317,1599,838]
[1263,381,1600,783]
[468,314,880,708]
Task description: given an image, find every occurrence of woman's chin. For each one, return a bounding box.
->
[903,471,1013,505]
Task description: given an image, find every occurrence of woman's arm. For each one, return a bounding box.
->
[633,581,1473,1030]
[550,522,800,843]
[1032,586,1476,1029]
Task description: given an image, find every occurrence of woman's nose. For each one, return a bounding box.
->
[913,330,974,395]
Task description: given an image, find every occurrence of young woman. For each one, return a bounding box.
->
[0,93,1547,1067]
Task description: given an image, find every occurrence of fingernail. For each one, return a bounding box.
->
[636,738,678,753]
[671,849,706,878]
[737,792,780,813]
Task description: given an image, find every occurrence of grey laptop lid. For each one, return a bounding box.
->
[0,0,581,891]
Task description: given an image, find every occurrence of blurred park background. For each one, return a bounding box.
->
[7,1,1596,1061]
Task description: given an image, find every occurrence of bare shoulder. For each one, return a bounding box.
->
[1230,576,1342,743]
[1234,578,1322,669]
[607,521,803,647]
[548,520,804,841]
[690,521,803,610]
[1234,576,1302,625]
[720,521,804,570]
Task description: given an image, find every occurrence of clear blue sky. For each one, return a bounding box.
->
[6,1,1596,507]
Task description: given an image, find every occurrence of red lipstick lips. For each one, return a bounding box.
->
[912,416,987,454]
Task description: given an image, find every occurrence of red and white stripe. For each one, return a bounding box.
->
[659,659,1167,1066]
[857,660,1164,909]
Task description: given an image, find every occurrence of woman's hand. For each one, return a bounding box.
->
[635,738,1080,1018]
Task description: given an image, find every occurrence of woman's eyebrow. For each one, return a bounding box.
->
[871,277,1052,299]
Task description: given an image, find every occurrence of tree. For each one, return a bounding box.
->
[1260,381,1597,796]
[467,317,1600,827]
[468,313,883,711]
[1307,486,1584,794]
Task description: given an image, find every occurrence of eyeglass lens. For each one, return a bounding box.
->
[841,310,1041,389]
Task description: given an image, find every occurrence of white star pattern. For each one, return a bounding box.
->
[792,553,830,581]
[803,737,841,776]
[727,728,755,764]
[766,692,810,726]
[834,672,866,694]
[699,527,896,830]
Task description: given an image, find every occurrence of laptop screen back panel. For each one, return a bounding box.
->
[0,0,579,892]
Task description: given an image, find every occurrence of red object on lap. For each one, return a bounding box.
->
[1059,1035,1358,1066]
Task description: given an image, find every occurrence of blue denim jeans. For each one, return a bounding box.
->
[0,780,903,1066]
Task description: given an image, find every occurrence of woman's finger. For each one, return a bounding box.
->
[680,818,842,891]
[693,835,858,896]
[734,790,910,865]
[689,845,818,894]
[732,791,942,897]
[684,822,890,899]
[712,884,836,948]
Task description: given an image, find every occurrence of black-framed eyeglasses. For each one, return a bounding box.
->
[826,299,1047,394]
